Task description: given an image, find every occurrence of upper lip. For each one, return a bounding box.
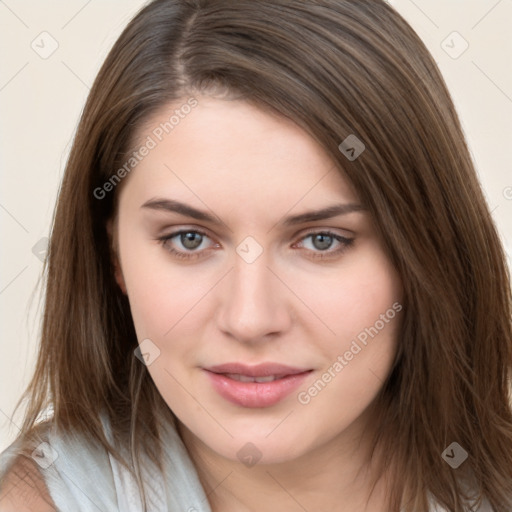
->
[204,363,311,378]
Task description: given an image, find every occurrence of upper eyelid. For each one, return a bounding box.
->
[160,223,353,238]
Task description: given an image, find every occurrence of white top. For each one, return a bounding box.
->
[0,416,212,512]
[0,416,493,511]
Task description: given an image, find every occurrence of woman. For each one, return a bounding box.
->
[1,0,511,511]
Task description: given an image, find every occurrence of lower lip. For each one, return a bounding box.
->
[204,370,312,408]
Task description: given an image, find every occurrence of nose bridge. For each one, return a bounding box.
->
[217,251,290,341]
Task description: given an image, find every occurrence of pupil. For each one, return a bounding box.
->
[181,232,202,250]
[313,234,333,251]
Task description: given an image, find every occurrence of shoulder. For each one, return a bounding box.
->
[0,454,57,512]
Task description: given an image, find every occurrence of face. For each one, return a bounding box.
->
[110,95,403,466]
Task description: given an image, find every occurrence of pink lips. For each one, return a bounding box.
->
[204,362,313,408]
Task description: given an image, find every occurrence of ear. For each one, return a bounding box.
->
[106,218,127,295]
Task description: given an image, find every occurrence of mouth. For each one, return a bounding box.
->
[203,363,313,408]
[205,362,311,378]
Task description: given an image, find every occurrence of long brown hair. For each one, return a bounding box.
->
[11,0,512,510]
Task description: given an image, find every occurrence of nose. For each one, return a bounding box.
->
[216,253,292,344]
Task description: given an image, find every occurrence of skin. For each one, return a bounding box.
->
[109,95,403,512]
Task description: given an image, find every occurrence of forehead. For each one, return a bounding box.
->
[119,96,360,213]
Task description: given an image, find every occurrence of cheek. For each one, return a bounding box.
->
[289,243,402,342]
[117,231,211,339]
[290,242,402,403]
[119,242,208,407]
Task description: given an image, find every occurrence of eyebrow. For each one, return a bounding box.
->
[140,198,366,226]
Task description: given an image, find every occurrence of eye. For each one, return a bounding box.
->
[295,231,354,260]
[157,229,218,260]
[156,228,354,262]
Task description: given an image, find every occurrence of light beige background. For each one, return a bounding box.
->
[1,0,511,452]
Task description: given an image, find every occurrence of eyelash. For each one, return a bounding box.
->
[156,229,354,261]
